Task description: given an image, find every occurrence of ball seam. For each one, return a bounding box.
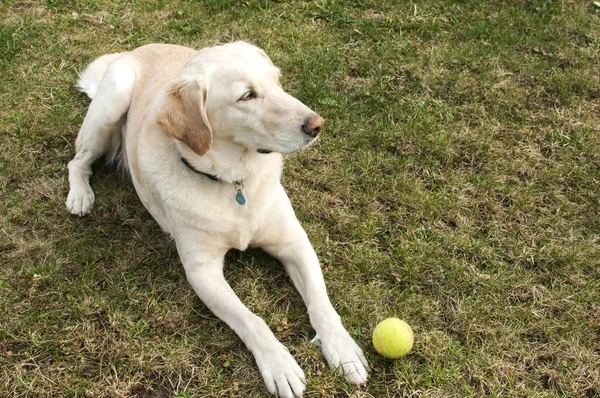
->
[401,321,412,355]
[375,325,388,357]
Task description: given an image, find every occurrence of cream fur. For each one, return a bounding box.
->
[66,41,368,398]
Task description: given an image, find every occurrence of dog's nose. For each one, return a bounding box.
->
[303,114,324,137]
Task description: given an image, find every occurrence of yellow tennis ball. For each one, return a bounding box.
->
[372,318,414,359]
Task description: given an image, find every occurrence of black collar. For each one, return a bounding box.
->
[181,157,220,182]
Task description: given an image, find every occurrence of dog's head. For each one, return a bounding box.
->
[157,41,323,156]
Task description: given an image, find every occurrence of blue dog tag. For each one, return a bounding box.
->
[236,190,246,205]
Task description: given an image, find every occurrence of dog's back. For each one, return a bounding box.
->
[74,45,196,176]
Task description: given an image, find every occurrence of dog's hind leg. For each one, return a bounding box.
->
[66,55,135,216]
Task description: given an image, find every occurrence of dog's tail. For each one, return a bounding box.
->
[76,53,124,99]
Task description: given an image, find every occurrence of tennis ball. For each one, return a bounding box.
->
[372,318,414,359]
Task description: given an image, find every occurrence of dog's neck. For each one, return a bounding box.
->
[176,138,282,184]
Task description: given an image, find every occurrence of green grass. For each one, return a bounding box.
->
[2,0,600,396]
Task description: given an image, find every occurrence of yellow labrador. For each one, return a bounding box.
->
[66,42,368,397]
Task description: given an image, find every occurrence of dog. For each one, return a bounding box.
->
[66,41,368,397]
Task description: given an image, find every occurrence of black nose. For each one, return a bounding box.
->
[303,114,324,137]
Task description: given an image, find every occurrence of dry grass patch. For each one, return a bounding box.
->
[2,0,600,397]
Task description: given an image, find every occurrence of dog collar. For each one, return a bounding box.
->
[181,157,246,205]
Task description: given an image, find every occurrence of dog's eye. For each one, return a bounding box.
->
[239,91,257,101]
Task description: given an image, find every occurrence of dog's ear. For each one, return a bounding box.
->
[157,79,213,156]
[255,48,275,67]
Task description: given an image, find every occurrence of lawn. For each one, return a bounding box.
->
[1,0,599,397]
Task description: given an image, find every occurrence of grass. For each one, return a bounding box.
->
[1,0,600,396]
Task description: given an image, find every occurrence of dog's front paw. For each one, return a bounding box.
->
[66,184,95,216]
[312,328,369,385]
[254,341,306,398]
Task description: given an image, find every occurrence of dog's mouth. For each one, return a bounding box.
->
[256,134,319,155]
